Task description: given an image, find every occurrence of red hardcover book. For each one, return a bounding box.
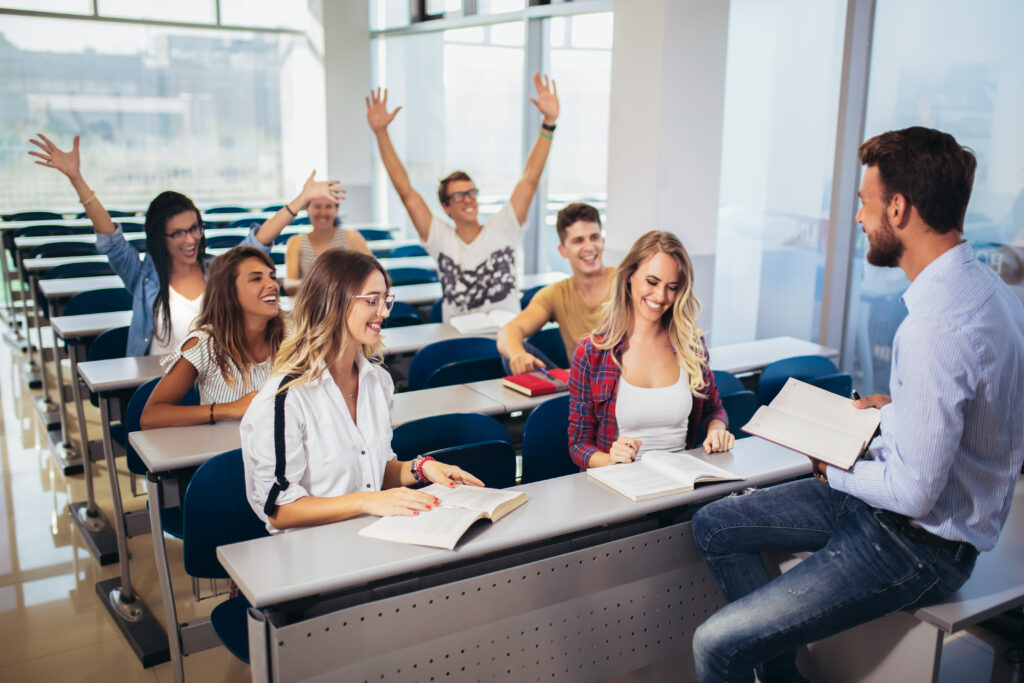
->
[502,368,570,396]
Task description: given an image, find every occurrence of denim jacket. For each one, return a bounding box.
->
[95,225,270,356]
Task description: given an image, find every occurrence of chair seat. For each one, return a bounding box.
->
[211,595,253,663]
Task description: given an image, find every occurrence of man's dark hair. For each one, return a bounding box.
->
[437,170,473,206]
[555,203,602,244]
[857,126,977,234]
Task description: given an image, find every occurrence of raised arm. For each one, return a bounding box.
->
[509,73,560,224]
[254,170,344,246]
[28,134,116,234]
[366,88,433,241]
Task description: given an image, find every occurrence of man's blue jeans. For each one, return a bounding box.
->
[690,478,978,683]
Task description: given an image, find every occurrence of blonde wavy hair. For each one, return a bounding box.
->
[274,248,390,392]
[592,230,708,394]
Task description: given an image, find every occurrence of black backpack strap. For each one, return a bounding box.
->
[264,373,299,517]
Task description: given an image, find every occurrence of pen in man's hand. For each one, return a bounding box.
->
[538,365,552,377]
[852,390,861,401]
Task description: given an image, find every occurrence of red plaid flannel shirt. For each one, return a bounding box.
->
[567,335,727,470]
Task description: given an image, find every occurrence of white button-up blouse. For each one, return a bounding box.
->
[241,354,397,533]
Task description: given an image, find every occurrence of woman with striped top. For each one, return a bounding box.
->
[283,193,372,294]
[140,246,286,429]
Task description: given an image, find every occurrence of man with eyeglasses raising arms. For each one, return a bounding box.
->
[366,73,559,322]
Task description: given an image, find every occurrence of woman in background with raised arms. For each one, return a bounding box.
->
[568,230,734,470]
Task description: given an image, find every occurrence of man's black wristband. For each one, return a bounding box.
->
[541,122,556,132]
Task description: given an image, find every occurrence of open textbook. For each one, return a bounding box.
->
[448,309,518,335]
[358,484,528,550]
[586,450,743,502]
[742,377,880,470]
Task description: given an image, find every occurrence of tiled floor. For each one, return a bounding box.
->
[0,314,1018,682]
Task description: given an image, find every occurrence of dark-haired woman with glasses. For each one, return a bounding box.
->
[29,134,339,356]
[241,249,483,532]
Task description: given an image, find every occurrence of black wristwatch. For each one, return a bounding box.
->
[541,122,556,132]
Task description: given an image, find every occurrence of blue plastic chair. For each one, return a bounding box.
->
[37,261,115,318]
[382,300,422,328]
[808,372,853,398]
[425,440,517,490]
[227,218,265,230]
[358,228,392,241]
[183,449,269,662]
[429,299,443,323]
[387,267,438,286]
[205,234,245,249]
[119,221,145,233]
[693,389,760,444]
[712,369,746,397]
[64,288,132,356]
[270,251,285,265]
[526,326,570,369]
[261,204,285,212]
[84,326,131,448]
[205,206,248,214]
[6,210,63,221]
[425,356,507,389]
[520,284,544,309]
[408,337,501,391]
[391,412,510,460]
[13,225,79,238]
[291,216,311,225]
[28,242,97,259]
[521,395,577,482]
[127,237,147,252]
[273,229,303,245]
[390,244,428,258]
[756,355,841,405]
[78,209,134,218]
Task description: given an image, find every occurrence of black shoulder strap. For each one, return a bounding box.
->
[264,373,300,517]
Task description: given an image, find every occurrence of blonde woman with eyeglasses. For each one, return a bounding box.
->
[567,230,735,471]
[241,249,483,533]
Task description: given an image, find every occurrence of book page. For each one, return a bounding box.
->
[448,312,497,334]
[770,378,879,440]
[422,484,523,517]
[586,462,689,500]
[642,451,742,487]
[743,405,864,469]
[358,506,483,550]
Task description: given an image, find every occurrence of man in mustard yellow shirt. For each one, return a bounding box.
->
[498,203,615,373]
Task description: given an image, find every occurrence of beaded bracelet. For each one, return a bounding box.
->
[413,455,436,484]
[80,192,97,208]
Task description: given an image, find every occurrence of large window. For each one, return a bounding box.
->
[710,0,847,346]
[843,0,1024,394]
[0,7,325,212]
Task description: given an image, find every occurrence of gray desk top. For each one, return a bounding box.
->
[392,272,569,305]
[50,311,131,340]
[380,323,464,355]
[464,378,563,413]
[217,437,810,607]
[22,254,110,272]
[709,336,839,375]
[913,476,1024,632]
[391,384,505,425]
[77,354,165,393]
[38,275,125,299]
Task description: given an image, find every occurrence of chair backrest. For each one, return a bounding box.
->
[392,412,510,460]
[521,395,577,482]
[381,300,422,328]
[712,369,746,397]
[128,237,147,252]
[28,242,98,259]
[119,221,145,233]
[6,210,63,221]
[85,326,131,407]
[183,449,269,578]
[526,326,570,369]
[424,356,507,389]
[756,355,840,405]
[79,209,135,218]
[13,225,77,238]
[520,284,544,309]
[261,204,284,212]
[205,206,249,214]
[426,440,517,489]
[692,390,759,444]
[408,337,500,391]
[41,261,114,279]
[205,234,245,249]
[63,287,133,317]
[358,228,392,241]
[429,299,443,323]
[270,250,285,265]
[387,267,438,286]
[274,228,305,244]
[124,377,200,474]
[390,244,428,258]
[227,218,265,230]
[291,216,311,225]
[808,372,853,398]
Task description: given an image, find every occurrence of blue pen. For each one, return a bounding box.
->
[538,366,552,377]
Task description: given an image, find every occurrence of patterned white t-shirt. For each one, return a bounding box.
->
[424,202,525,322]
[160,328,273,404]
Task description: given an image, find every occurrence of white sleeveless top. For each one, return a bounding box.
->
[148,286,203,356]
[614,370,692,457]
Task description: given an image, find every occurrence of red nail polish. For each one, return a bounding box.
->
[413,511,419,516]
[434,498,440,504]
[426,505,431,510]
[448,481,455,487]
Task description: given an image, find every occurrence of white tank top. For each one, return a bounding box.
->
[615,369,692,457]
[149,286,203,356]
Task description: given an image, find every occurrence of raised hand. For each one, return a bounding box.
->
[366,88,402,133]
[28,133,82,180]
[298,170,345,209]
[529,73,559,124]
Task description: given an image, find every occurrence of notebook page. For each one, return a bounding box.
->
[744,405,864,469]
[771,378,879,440]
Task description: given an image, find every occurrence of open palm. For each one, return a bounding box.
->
[28,134,81,179]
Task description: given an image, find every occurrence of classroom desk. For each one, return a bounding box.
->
[463,377,560,414]
[216,438,810,681]
[710,335,839,376]
[38,274,125,299]
[392,271,570,306]
[379,323,464,355]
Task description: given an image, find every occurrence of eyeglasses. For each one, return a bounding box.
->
[445,188,478,204]
[353,293,397,312]
[165,223,203,242]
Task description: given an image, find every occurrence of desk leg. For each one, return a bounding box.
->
[68,369,118,565]
[94,395,170,668]
[29,274,62,434]
[0,234,24,344]
[47,329,83,474]
[148,474,184,683]
[246,608,271,683]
